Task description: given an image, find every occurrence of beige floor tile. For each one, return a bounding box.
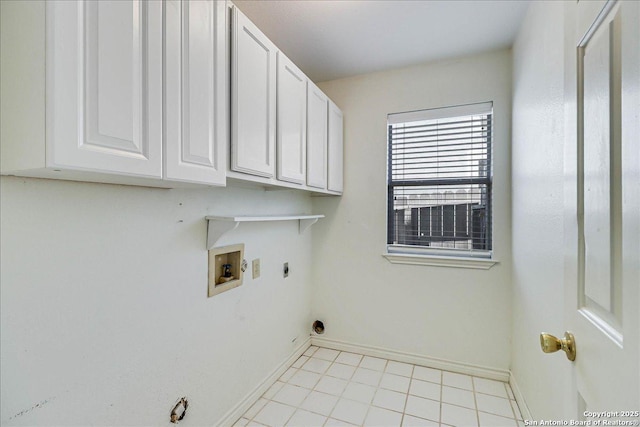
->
[234,347,522,427]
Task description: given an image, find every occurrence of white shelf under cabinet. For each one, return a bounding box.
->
[205,214,324,249]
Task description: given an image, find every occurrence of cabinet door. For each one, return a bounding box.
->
[327,101,344,193]
[47,1,162,177]
[165,0,226,185]
[231,6,276,178]
[306,82,328,189]
[276,52,307,184]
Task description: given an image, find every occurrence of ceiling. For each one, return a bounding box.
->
[233,0,530,83]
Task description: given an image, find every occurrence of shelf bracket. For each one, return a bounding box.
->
[207,220,239,250]
[299,217,320,234]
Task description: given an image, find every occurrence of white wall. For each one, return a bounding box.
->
[510,0,567,418]
[313,49,513,370]
[0,176,313,425]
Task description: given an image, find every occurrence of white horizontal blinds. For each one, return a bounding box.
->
[387,102,492,255]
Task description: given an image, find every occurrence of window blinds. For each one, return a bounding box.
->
[387,102,493,256]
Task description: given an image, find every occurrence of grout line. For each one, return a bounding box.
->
[326,351,353,423]
[474,388,510,399]
[378,359,388,387]
[508,391,519,420]
[361,399,373,426]
[472,376,481,427]
[510,398,523,421]
[281,400,297,427]
[402,373,414,426]
[439,369,444,425]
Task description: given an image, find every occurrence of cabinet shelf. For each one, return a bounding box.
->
[205,214,324,249]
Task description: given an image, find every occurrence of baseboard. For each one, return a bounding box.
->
[310,336,510,382]
[216,337,311,427]
[509,371,533,420]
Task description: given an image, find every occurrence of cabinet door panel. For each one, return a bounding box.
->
[327,101,344,193]
[165,0,226,185]
[306,82,328,189]
[47,0,162,177]
[277,52,306,184]
[87,0,134,147]
[231,7,276,178]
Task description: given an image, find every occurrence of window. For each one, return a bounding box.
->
[387,102,493,259]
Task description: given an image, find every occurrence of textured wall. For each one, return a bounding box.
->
[0,177,313,425]
[313,49,513,371]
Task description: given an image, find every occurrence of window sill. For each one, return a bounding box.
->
[382,253,499,270]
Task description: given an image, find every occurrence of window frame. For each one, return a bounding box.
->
[384,102,497,267]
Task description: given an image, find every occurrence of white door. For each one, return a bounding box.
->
[563,0,639,417]
[327,101,344,193]
[164,0,226,186]
[276,52,307,185]
[230,6,277,178]
[307,82,328,189]
[47,1,162,177]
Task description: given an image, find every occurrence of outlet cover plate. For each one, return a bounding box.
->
[252,259,260,279]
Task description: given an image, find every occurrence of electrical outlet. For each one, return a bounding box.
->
[252,258,260,279]
[283,262,289,278]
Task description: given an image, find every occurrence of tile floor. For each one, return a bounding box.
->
[234,346,525,427]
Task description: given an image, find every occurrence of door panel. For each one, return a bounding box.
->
[48,0,162,177]
[231,7,276,178]
[86,0,135,149]
[307,82,328,189]
[276,52,307,184]
[581,3,621,328]
[164,0,226,185]
[327,101,343,193]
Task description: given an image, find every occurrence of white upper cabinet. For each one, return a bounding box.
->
[327,100,344,193]
[306,82,328,189]
[228,4,343,195]
[231,6,277,178]
[165,0,227,185]
[1,0,228,187]
[276,52,307,184]
[1,0,342,194]
[48,0,163,178]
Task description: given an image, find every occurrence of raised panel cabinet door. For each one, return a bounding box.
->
[276,52,307,184]
[231,6,276,178]
[306,82,328,189]
[46,1,162,177]
[164,0,226,185]
[327,101,344,193]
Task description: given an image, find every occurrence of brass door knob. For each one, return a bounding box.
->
[540,331,576,361]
